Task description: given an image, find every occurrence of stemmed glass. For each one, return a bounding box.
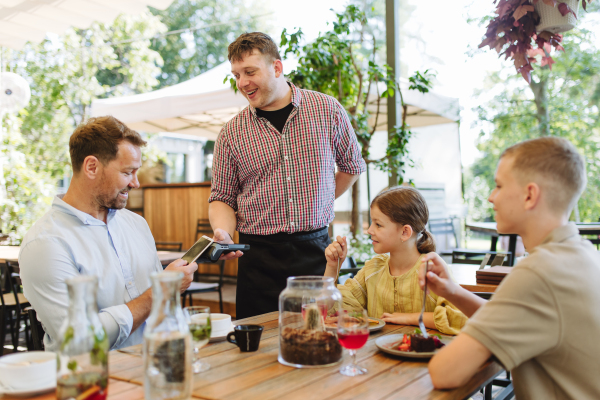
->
[337,309,369,376]
[183,306,211,373]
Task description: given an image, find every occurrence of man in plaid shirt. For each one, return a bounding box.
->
[209,32,366,319]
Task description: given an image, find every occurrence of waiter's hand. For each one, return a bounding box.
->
[213,228,244,260]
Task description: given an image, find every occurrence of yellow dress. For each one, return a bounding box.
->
[338,254,467,335]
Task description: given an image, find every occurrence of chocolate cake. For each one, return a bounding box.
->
[410,334,436,353]
[280,327,342,365]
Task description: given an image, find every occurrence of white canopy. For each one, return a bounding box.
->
[92,62,460,140]
[0,0,174,49]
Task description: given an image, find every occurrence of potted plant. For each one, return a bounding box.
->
[479,0,593,83]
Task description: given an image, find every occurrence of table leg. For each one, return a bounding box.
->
[484,382,493,400]
[508,234,517,266]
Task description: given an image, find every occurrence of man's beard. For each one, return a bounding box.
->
[97,188,130,210]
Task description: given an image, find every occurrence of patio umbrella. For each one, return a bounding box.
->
[0,0,175,50]
[91,62,460,140]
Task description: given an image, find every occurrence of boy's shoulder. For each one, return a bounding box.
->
[519,224,599,275]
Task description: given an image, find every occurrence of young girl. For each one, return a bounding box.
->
[324,187,467,335]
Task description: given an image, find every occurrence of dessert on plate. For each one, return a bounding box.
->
[398,329,445,353]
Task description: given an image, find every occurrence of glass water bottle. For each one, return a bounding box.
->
[56,275,109,400]
[143,271,192,400]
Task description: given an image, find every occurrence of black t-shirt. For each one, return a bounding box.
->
[255,103,294,134]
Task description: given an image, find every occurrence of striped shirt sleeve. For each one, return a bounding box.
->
[332,101,367,175]
[208,128,239,210]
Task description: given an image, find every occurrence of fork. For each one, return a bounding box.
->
[418,261,429,338]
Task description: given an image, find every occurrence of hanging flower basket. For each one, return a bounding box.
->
[479,0,594,83]
[535,0,579,33]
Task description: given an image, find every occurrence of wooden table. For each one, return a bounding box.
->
[1,379,144,400]
[0,246,19,263]
[110,312,500,400]
[1,246,185,268]
[467,222,600,266]
[465,222,517,266]
[4,312,502,399]
[451,263,498,293]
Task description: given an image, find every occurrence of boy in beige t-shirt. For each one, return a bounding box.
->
[420,137,600,399]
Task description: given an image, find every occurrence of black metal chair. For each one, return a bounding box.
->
[26,308,45,351]
[0,263,18,355]
[580,218,600,249]
[4,261,32,351]
[428,218,460,256]
[452,250,510,266]
[336,257,365,284]
[155,241,183,252]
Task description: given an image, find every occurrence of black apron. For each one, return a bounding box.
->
[236,227,331,320]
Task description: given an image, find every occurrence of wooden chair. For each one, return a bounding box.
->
[196,219,213,241]
[155,241,183,252]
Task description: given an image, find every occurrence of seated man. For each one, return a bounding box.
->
[420,137,600,399]
[19,116,197,351]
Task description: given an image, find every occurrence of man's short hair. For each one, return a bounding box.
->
[69,116,146,173]
[228,32,281,63]
[501,137,586,214]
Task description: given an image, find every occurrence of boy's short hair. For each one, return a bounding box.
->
[228,32,281,63]
[69,116,146,173]
[501,137,586,214]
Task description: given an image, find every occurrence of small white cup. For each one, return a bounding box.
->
[210,313,232,337]
[0,351,56,390]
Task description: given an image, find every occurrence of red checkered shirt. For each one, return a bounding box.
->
[209,82,366,235]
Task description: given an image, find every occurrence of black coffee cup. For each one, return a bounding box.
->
[226,324,264,352]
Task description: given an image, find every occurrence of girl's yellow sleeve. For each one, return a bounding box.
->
[432,295,468,335]
[337,266,369,312]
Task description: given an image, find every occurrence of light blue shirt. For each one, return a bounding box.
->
[19,195,162,351]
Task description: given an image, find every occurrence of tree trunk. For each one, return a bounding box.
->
[529,75,550,136]
[388,129,397,188]
[350,177,362,237]
[388,158,398,188]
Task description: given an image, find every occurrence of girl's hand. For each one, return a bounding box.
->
[381,312,413,325]
[324,235,347,271]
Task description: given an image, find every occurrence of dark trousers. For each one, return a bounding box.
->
[236,227,331,320]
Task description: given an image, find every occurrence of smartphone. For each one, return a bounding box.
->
[181,235,214,265]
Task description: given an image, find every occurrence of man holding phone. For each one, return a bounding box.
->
[209,32,366,319]
[19,116,198,351]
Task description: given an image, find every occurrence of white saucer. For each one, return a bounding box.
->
[209,323,235,343]
[0,381,55,397]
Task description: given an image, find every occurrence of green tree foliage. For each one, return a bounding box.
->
[279,4,433,236]
[149,0,269,88]
[468,28,600,222]
[1,12,166,243]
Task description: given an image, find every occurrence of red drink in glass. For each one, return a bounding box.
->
[338,330,369,350]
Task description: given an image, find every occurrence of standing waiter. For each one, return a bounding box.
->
[208,32,366,319]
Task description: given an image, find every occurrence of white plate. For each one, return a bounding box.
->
[0,382,55,397]
[209,323,235,343]
[375,333,453,359]
[368,317,385,332]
